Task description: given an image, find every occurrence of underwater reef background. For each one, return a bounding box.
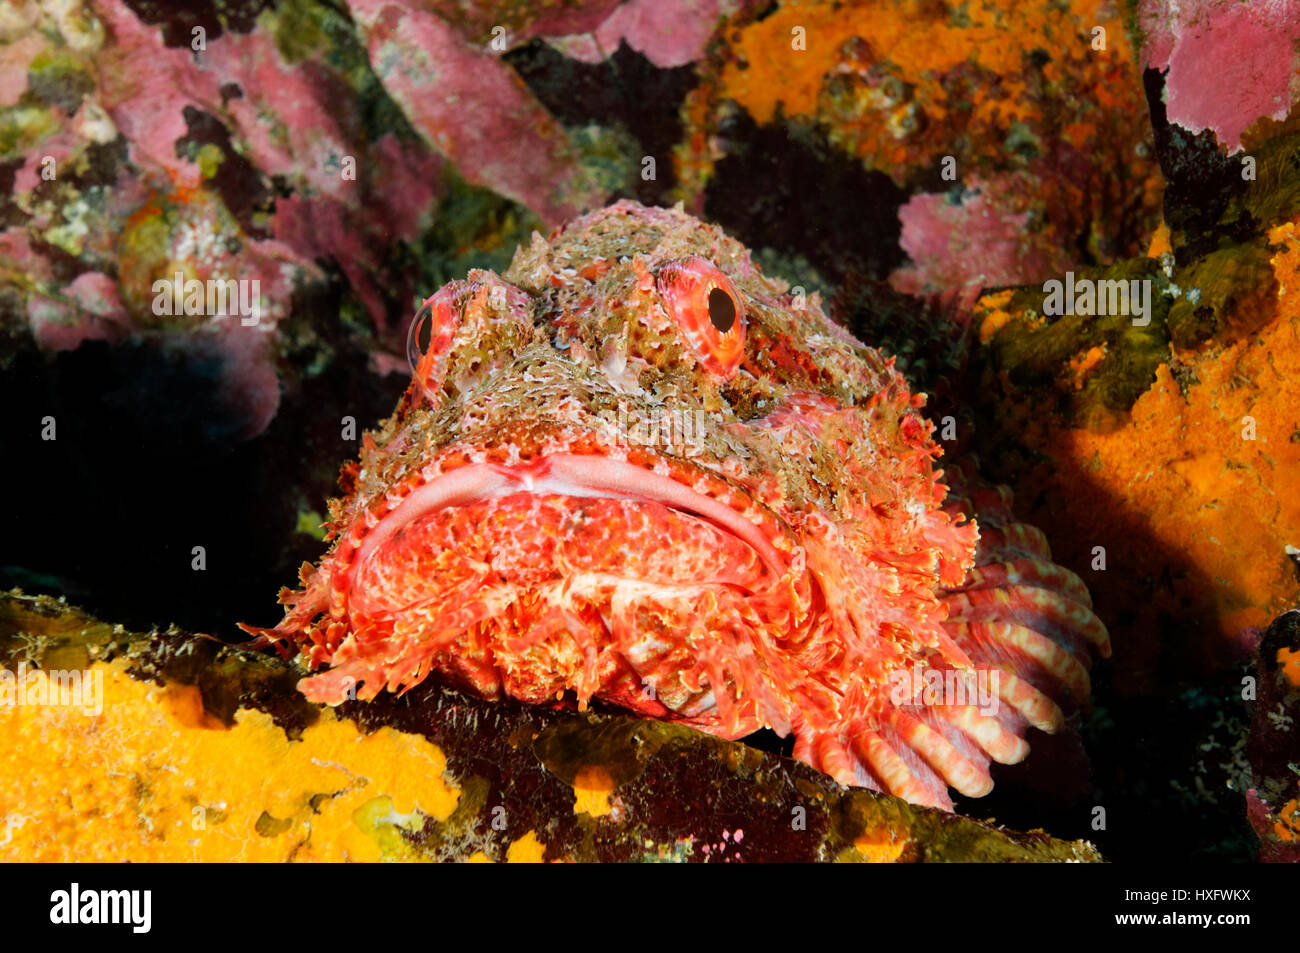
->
[1,0,1299,861]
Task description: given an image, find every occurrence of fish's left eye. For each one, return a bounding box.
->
[655,256,746,378]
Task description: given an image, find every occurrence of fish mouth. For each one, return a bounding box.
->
[317,450,808,726]
[343,452,795,617]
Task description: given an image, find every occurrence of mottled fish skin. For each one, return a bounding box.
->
[245,200,1109,810]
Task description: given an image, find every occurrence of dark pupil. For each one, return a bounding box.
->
[708,287,736,333]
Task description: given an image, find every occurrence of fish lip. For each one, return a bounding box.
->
[342,451,793,614]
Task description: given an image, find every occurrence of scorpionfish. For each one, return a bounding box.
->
[247,201,1110,810]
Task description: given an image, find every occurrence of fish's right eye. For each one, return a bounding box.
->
[406,286,462,406]
[406,302,434,370]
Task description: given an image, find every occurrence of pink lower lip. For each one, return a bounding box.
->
[346,454,787,608]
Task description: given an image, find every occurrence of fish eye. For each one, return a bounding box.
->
[654,256,746,378]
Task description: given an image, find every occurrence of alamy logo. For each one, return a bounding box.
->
[0,663,102,716]
[596,401,709,456]
[151,272,261,326]
[1042,271,1151,326]
[888,667,1000,717]
[50,883,151,933]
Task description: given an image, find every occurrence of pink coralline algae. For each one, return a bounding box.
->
[1,0,542,436]
[343,0,603,227]
[1139,0,1300,152]
[891,174,1075,294]
[558,0,731,68]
